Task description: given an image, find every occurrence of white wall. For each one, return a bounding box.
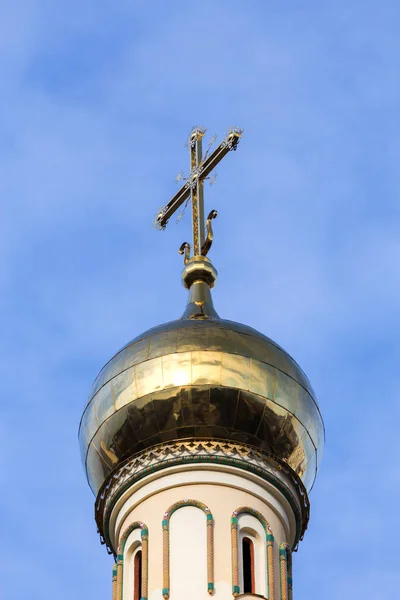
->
[112,464,296,600]
[169,506,209,600]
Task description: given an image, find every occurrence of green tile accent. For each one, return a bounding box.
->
[100,452,306,555]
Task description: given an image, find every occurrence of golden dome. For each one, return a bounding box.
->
[79,263,324,495]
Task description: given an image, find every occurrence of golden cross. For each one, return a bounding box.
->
[154,127,243,258]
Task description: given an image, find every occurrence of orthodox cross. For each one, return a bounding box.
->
[154,126,243,260]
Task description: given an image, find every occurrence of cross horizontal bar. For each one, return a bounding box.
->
[155,183,191,229]
[154,129,242,231]
[199,130,242,180]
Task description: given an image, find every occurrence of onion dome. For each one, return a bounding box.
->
[79,256,324,496]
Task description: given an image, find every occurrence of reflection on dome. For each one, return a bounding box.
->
[79,317,324,495]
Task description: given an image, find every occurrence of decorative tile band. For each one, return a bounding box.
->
[231,518,239,596]
[116,559,123,600]
[112,563,118,600]
[114,521,149,600]
[96,439,309,556]
[279,543,292,600]
[141,530,149,600]
[162,499,214,599]
[231,507,275,600]
[267,535,275,600]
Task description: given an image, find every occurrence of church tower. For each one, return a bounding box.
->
[79,128,324,600]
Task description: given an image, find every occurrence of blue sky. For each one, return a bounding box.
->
[1,1,399,598]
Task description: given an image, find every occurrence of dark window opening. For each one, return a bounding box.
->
[134,550,142,600]
[242,537,255,594]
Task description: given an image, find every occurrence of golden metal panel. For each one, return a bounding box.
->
[93,351,126,396]
[288,428,314,477]
[91,369,107,398]
[148,331,178,360]
[301,449,317,491]
[122,337,150,370]
[232,331,265,360]
[169,388,194,427]
[190,386,211,429]
[256,398,290,454]
[78,425,88,464]
[107,349,129,385]
[135,357,163,397]
[79,408,91,448]
[294,367,314,397]
[86,445,111,493]
[298,433,317,489]
[234,391,265,435]
[192,351,222,385]
[82,402,99,448]
[152,387,181,435]
[249,359,276,399]
[274,369,300,416]
[129,395,161,442]
[92,438,117,470]
[209,387,239,429]
[177,328,209,352]
[294,387,314,431]
[80,316,324,494]
[103,407,136,458]
[205,327,234,352]
[111,367,137,411]
[94,381,115,425]
[161,352,191,389]
[306,409,324,465]
[221,353,250,390]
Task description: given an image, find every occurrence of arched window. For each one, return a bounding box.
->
[231,507,275,599]
[121,527,146,600]
[125,543,142,600]
[115,522,148,600]
[237,521,266,596]
[242,537,255,594]
[134,549,142,600]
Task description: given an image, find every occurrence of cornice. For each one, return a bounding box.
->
[94,439,310,555]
